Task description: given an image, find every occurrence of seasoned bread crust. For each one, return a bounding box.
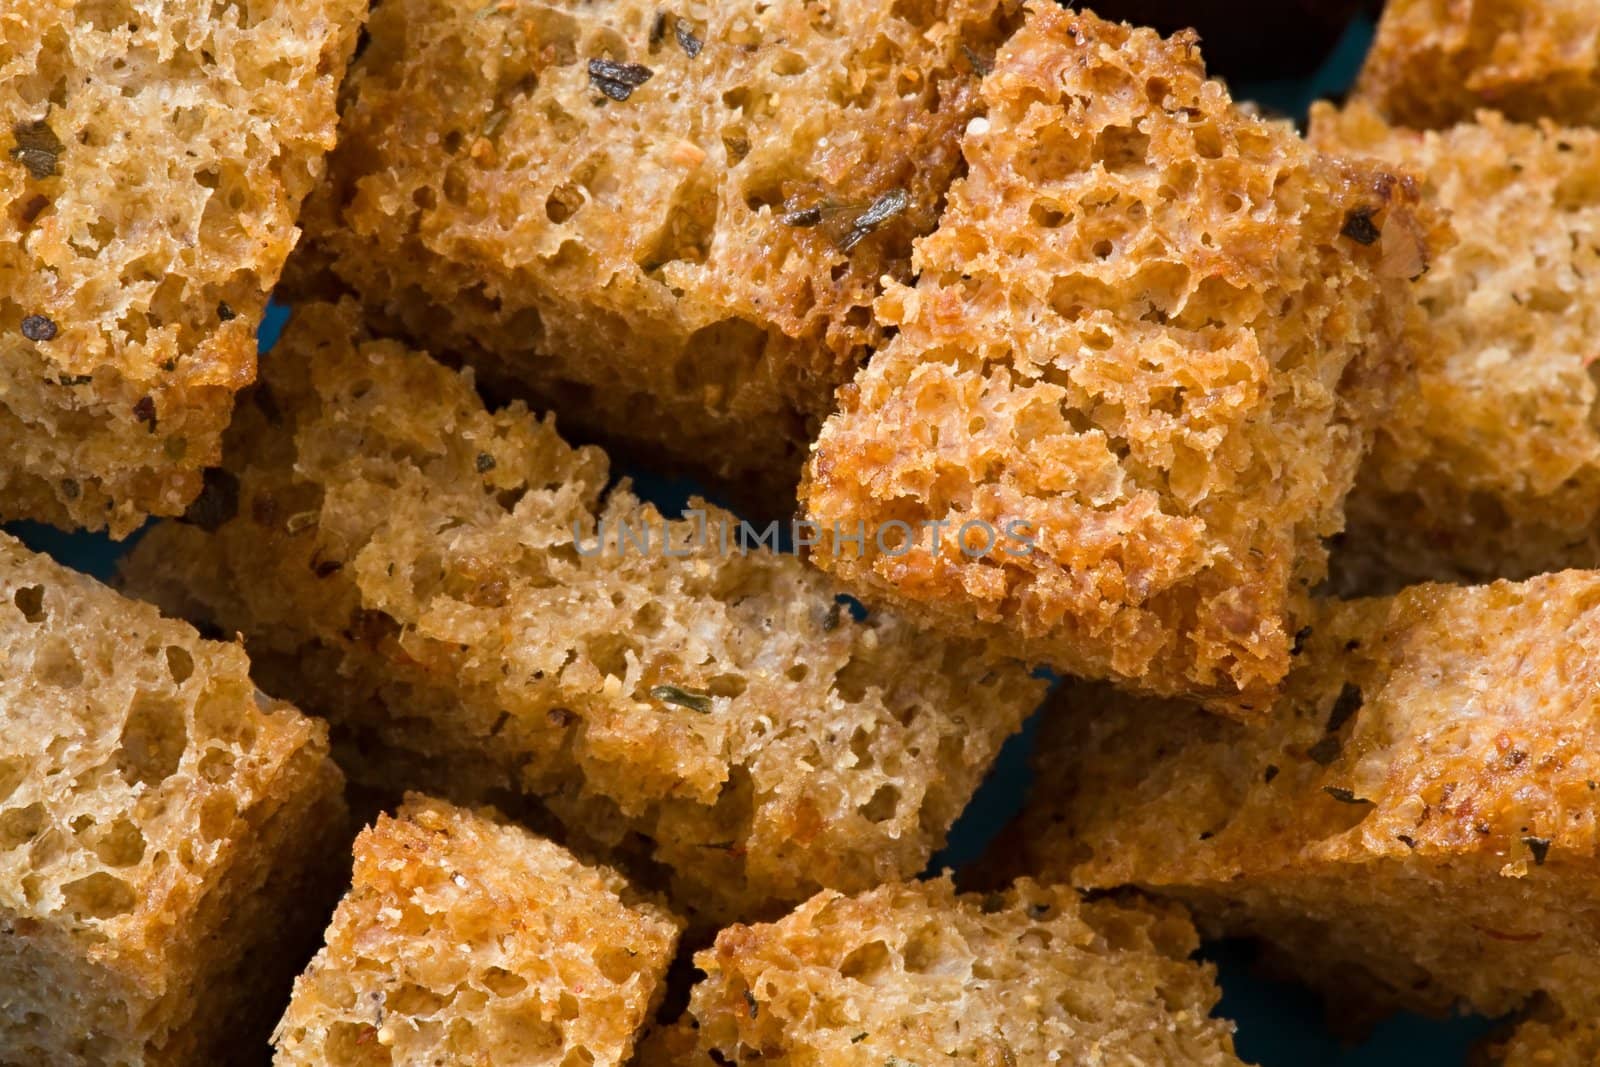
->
[273,796,679,1066]
[652,877,1243,1066]
[1356,0,1600,129]
[1015,573,1600,1019]
[0,532,345,1065]
[802,3,1441,716]
[119,300,1044,926]
[0,0,364,534]
[287,0,1016,508]
[1312,102,1600,591]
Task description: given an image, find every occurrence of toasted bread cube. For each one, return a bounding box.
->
[119,300,1044,926]
[1481,1002,1600,1067]
[273,796,678,1066]
[1310,103,1600,591]
[647,877,1244,1065]
[1013,572,1600,1019]
[0,531,345,1064]
[801,4,1437,715]
[0,0,364,535]
[1356,0,1600,129]
[286,0,1014,509]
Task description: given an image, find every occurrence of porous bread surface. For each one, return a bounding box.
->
[1356,0,1600,129]
[272,795,679,1066]
[288,0,1013,508]
[119,300,1045,927]
[801,2,1439,716]
[0,531,344,1065]
[1014,572,1600,1019]
[655,876,1244,1065]
[1477,1001,1600,1067]
[1311,103,1600,591]
[0,0,363,535]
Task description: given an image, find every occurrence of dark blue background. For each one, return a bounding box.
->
[6,15,1498,1063]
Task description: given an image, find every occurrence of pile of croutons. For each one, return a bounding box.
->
[3,0,1599,1062]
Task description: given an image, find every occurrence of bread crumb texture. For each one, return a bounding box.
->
[0,531,344,1065]
[1480,1001,1600,1067]
[647,876,1243,1065]
[0,0,364,535]
[120,300,1044,926]
[288,0,1014,507]
[802,2,1438,716]
[1016,572,1600,1019]
[273,795,678,1066]
[1312,103,1600,591]
[1356,0,1600,129]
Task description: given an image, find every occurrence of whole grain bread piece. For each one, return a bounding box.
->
[644,876,1245,1066]
[801,2,1442,718]
[273,795,679,1066]
[0,531,346,1066]
[118,300,1045,928]
[284,0,1017,512]
[0,0,364,536]
[1356,0,1600,129]
[1476,1000,1600,1067]
[1311,102,1600,592]
[1011,573,1600,1021]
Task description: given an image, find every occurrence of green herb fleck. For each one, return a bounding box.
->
[133,395,157,430]
[743,989,758,1018]
[962,43,991,76]
[650,684,712,713]
[1326,682,1362,732]
[840,187,909,250]
[217,301,236,321]
[1323,786,1371,805]
[20,314,57,342]
[674,17,702,58]
[779,205,823,228]
[475,452,497,473]
[1306,736,1341,766]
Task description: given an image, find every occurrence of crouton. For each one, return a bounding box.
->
[0,0,364,535]
[1356,0,1600,129]
[649,876,1244,1065]
[119,300,1045,927]
[1311,102,1600,591]
[0,531,345,1064]
[1013,572,1600,1019]
[801,3,1438,716]
[273,795,678,1066]
[1085,0,1373,81]
[285,0,1016,510]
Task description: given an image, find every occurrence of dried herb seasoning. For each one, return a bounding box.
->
[962,43,992,77]
[217,301,236,321]
[778,205,824,228]
[650,683,712,712]
[822,601,843,631]
[1291,625,1312,655]
[182,468,240,532]
[475,451,497,473]
[1523,836,1551,866]
[742,989,758,1018]
[547,707,576,728]
[1263,763,1279,783]
[589,59,654,102]
[1322,785,1370,805]
[1341,207,1381,245]
[10,119,63,180]
[133,395,158,430]
[55,374,91,386]
[649,9,668,47]
[20,314,58,342]
[674,17,703,58]
[1306,736,1341,766]
[840,187,909,250]
[1326,682,1363,732]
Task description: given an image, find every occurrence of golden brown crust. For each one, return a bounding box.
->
[1311,102,1600,591]
[287,0,1015,510]
[801,3,1440,716]
[0,0,364,535]
[0,531,345,1064]
[659,877,1244,1066]
[1015,572,1600,1019]
[119,300,1044,927]
[1356,0,1600,129]
[272,795,679,1066]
